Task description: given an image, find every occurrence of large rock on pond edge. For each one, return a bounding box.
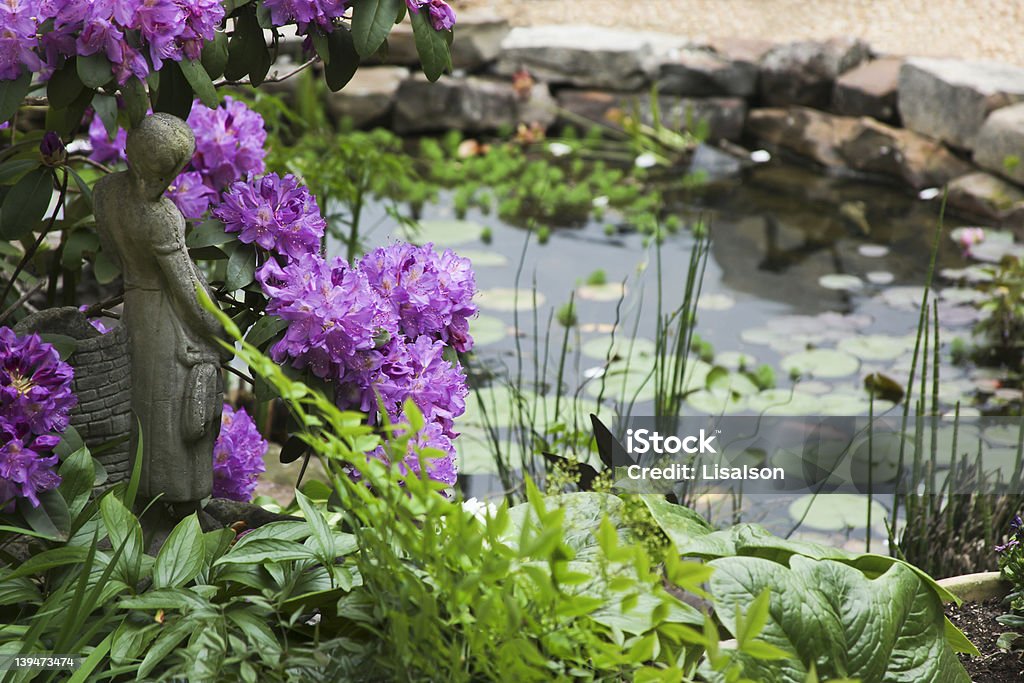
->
[832,57,902,123]
[898,57,1024,150]
[973,102,1024,187]
[327,66,409,128]
[378,10,511,72]
[946,172,1024,226]
[758,37,871,109]
[494,25,687,90]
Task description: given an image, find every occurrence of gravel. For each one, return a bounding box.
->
[453,0,1024,67]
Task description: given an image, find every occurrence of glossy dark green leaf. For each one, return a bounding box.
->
[186,219,232,248]
[77,53,113,89]
[0,166,54,240]
[67,167,94,211]
[225,10,271,85]
[309,30,330,66]
[39,333,78,360]
[93,93,119,137]
[0,158,41,186]
[279,434,308,464]
[58,447,95,518]
[45,86,96,137]
[409,8,452,81]
[324,28,360,92]
[179,59,219,109]
[352,0,403,58]
[153,61,195,120]
[18,489,71,541]
[225,242,257,290]
[121,77,150,128]
[93,248,122,284]
[201,31,229,81]
[62,228,100,269]
[46,61,85,109]
[244,314,288,349]
[0,69,31,122]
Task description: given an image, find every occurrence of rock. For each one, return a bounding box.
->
[898,58,1024,150]
[708,37,775,65]
[393,74,555,134]
[833,57,902,123]
[973,102,1024,186]
[327,66,408,127]
[494,25,686,90]
[745,107,860,168]
[946,172,1024,225]
[759,37,870,108]
[384,10,510,71]
[556,90,746,141]
[655,46,758,97]
[689,143,751,180]
[838,118,972,189]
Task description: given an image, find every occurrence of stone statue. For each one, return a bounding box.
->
[93,114,226,517]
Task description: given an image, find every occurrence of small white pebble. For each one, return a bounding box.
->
[750,149,771,163]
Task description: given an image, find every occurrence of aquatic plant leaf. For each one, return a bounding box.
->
[818,274,863,291]
[469,314,507,346]
[787,494,887,532]
[781,349,859,379]
[414,219,484,246]
[477,287,545,312]
[838,334,912,361]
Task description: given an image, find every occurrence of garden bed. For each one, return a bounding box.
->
[946,598,1024,682]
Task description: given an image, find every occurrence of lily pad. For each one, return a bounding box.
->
[461,386,549,430]
[747,389,821,416]
[876,286,930,311]
[781,349,859,379]
[586,366,657,403]
[470,315,508,347]
[837,334,912,361]
[940,288,986,305]
[818,274,863,292]
[866,271,894,285]
[740,327,787,348]
[985,424,1024,448]
[414,219,485,246]
[858,244,890,258]
[458,249,509,267]
[714,351,757,371]
[697,293,735,311]
[577,282,627,302]
[788,494,887,531]
[816,392,895,416]
[580,335,658,363]
[707,369,760,397]
[477,288,546,312]
[455,427,501,475]
[686,389,748,415]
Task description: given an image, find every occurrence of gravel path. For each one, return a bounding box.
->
[454,0,1024,66]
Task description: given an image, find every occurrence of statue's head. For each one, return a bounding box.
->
[126,114,196,201]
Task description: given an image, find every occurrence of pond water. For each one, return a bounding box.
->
[312,160,1010,550]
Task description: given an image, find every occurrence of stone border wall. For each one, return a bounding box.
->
[271,13,1024,228]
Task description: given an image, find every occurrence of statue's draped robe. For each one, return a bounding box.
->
[94,174,222,504]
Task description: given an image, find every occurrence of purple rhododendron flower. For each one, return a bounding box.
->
[187,97,267,191]
[405,0,455,31]
[1,327,77,438]
[214,173,326,260]
[263,0,347,35]
[359,243,477,352]
[0,327,75,507]
[87,113,128,164]
[166,170,216,220]
[374,335,467,437]
[369,420,457,487]
[212,405,267,502]
[0,0,42,80]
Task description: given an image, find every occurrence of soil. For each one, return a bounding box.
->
[945,598,1024,682]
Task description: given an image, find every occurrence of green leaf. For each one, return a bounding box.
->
[309,30,330,66]
[67,168,94,211]
[58,447,96,519]
[92,93,119,138]
[45,85,95,137]
[137,617,195,680]
[100,495,144,584]
[17,489,71,541]
[186,218,232,248]
[39,333,78,360]
[224,10,271,85]
[77,53,113,89]
[111,620,159,665]
[93,248,122,284]
[178,59,219,109]
[153,61,195,120]
[214,538,317,565]
[67,632,112,683]
[153,514,205,588]
[3,546,90,581]
[244,314,288,350]
[409,8,452,81]
[704,555,970,682]
[201,31,229,81]
[0,158,41,186]
[294,489,336,562]
[1,166,54,240]
[0,69,31,121]
[225,242,257,290]
[122,77,150,128]
[324,28,360,92]
[351,0,403,58]
[46,61,85,109]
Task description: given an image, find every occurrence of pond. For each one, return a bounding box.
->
[280,154,1011,550]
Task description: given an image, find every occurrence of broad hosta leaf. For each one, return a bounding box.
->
[352,0,403,58]
[502,492,633,560]
[153,514,204,588]
[704,555,970,682]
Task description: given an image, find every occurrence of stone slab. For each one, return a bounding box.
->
[833,57,902,123]
[946,171,1024,225]
[655,46,758,97]
[759,37,870,108]
[327,66,409,127]
[898,57,1024,150]
[394,74,555,134]
[973,102,1024,186]
[384,10,510,71]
